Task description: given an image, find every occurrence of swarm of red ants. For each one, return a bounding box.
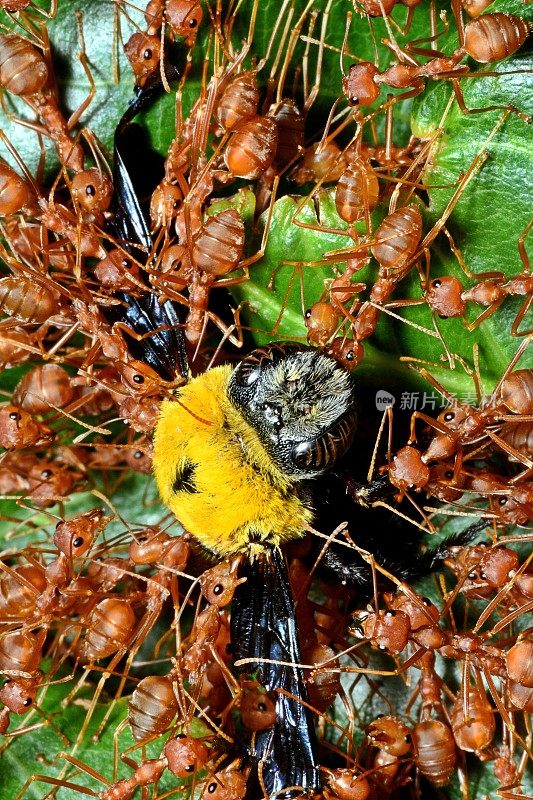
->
[0,0,531,797]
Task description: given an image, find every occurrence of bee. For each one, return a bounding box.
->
[113,286,476,797]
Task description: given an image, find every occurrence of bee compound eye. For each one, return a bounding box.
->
[292,410,356,473]
[233,360,261,387]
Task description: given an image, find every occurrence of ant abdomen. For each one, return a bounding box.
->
[0,34,48,96]
[464,13,530,63]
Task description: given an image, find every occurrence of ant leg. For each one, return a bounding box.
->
[0,93,48,136]
[14,776,98,800]
[464,299,504,331]
[512,220,533,335]
[66,12,96,130]
[441,227,504,280]
[511,295,532,337]
[517,218,533,273]
[451,78,530,123]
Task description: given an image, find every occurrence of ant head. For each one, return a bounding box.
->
[70,168,113,214]
[120,359,164,396]
[323,768,371,800]
[164,735,210,779]
[124,32,161,86]
[342,63,380,107]
[0,678,38,713]
[129,527,170,565]
[199,558,244,607]
[166,0,203,41]
[240,681,277,731]
[427,276,465,318]
[366,715,412,756]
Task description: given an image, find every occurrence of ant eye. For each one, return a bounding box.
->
[305,309,312,319]
[258,702,267,712]
[3,679,11,686]
[345,350,355,361]
[189,18,198,27]
[207,782,218,793]
[444,412,455,422]
[185,764,194,772]
[134,451,143,459]
[468,571,477,579]
[444,470,454,479]
[23,698,32,706]
[122,258,131,268]
[422,597,432,606]
[73,536,84,548]
[9,411,20,421]
[432,279,442,287]
[41,469,53,479]
[498,497,508,506]
[351,96,359,105]
[133,374,145,384]
[85,184,96,196]
[143,48,152,59]
[213,583,223,595]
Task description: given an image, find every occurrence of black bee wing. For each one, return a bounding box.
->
[309,470,488,596]
[110,77,168,253]
[103,68,188,383]
[102,292,188,382]
[231,547,321,798]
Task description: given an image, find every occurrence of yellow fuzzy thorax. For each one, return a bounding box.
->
[152,365,312,555]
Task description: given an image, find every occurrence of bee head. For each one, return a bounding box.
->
[228,344,357,479]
